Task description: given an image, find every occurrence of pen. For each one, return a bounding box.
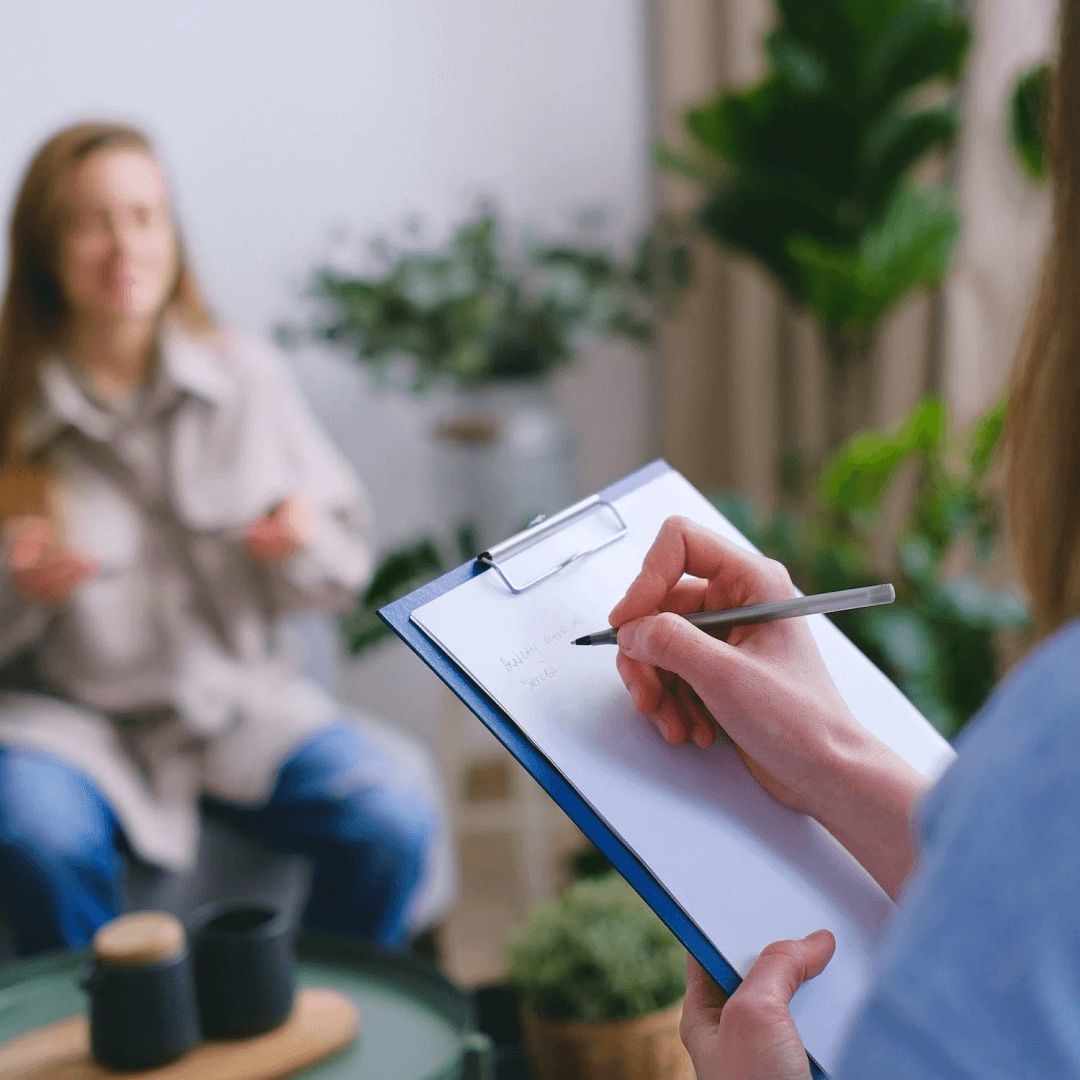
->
[571,584,896,646]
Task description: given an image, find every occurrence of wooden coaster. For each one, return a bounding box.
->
[0,987,360,1080]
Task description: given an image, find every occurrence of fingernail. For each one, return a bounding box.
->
[617,621,638,654]
[658,719,673,742]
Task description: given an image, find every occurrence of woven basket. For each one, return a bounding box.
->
[521,999,693,1080]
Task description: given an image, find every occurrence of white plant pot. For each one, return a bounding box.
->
[430,380,579,552]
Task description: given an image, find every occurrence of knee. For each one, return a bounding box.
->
[0,755,116,875]
[340,787,435,878]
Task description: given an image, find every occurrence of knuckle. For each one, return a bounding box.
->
[759,939,802,963]
[762,558,795,596]
[716,991,759,1029]
[644,611,680,662]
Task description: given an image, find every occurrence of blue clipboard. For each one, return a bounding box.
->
[379,459,829,1080]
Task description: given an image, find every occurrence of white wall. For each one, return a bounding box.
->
[0,0,655,732]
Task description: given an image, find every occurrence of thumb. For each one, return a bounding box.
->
[617,612,730,687]
[741,930,836,1006]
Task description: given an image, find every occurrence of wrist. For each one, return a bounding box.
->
[814,719,929,900]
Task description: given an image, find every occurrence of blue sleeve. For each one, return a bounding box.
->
[835,621,1080,1079]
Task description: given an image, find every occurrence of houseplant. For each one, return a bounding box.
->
[507,873,691,1080]
[717,396,1029,738]
[297,206,685,548]
[659,0,972,466]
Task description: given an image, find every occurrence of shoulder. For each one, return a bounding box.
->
[213,326,297,385]
[165,325,300,404]
[924,619,1080,822]
[836,620,1080,1076]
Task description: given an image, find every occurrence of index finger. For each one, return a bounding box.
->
[609,516,789,626]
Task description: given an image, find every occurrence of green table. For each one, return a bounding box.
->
[0,935,491,1079]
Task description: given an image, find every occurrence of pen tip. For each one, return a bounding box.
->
[571,636,587,646]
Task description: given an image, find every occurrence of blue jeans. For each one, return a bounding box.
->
[0,723,434,957]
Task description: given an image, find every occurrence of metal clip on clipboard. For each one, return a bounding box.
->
[477,494,629,594]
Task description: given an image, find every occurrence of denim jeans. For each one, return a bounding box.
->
[0,723,435,957]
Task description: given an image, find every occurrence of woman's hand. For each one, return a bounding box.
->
[243,495,315,564]
[610,515,865,816]
[680,931,835,1080]
[3,516,99,605]
[610,516,928,898]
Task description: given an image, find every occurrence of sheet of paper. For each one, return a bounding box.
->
[412,468,955,1074]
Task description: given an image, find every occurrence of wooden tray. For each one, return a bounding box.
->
[0,987,360,1080]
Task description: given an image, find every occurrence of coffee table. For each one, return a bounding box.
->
[0,935,491,1079]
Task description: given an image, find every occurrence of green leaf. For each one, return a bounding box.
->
[966,397,1008,479]
[774,0,869,90]
[700,180,834,301]
[765,30,828,95]
[1010,63,1052,182]
[817,395,945,515]
[863,2,971,109]
[861,104,960,208]
[790,185,960,329]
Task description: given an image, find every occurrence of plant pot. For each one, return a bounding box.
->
[520,1000,693,1080]
[430,379,578,552]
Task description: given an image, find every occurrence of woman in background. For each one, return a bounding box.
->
[611,3,1080,1076]
[0,121,436,956]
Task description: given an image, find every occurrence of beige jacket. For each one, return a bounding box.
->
[0,328,374,871]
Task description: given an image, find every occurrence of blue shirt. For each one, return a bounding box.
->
[836,619,1080,1078]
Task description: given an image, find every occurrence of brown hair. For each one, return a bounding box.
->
[1004,6,1080,637]
[0,121,214,508]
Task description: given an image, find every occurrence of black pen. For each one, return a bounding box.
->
[571,584,896,646]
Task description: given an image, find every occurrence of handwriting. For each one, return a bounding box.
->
[501,644,545,675]
[542,614,586,648]
[521,667,559,693]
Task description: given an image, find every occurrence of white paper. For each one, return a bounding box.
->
[412,468,955,1074]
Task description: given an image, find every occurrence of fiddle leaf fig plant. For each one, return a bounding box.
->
[659,0,972,451]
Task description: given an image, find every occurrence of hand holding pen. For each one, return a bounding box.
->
[604,516,927,904]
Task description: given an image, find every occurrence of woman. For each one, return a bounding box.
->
[0,121,436,956]
[610,8,1080,1077]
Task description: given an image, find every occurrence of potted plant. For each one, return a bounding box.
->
[659,0,972,479]
[295,205,685,548]
[506,874,692,1080]
[717,396,1029,738]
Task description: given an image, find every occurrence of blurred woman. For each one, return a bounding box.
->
[0,122,436,956]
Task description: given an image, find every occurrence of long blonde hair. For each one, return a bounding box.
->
[1004,5,1080,638]
[0,121,214,513]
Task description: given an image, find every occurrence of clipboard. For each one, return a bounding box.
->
[382,459,832,1073]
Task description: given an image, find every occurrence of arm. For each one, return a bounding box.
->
[610,515,927,900]
[238,339,376,614]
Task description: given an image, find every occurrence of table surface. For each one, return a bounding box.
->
[0,936,477,1080]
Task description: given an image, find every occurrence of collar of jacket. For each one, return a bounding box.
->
[20,324,235,453]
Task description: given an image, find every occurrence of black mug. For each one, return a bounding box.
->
[80,912,201,1070]
[190,901,296,1039]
